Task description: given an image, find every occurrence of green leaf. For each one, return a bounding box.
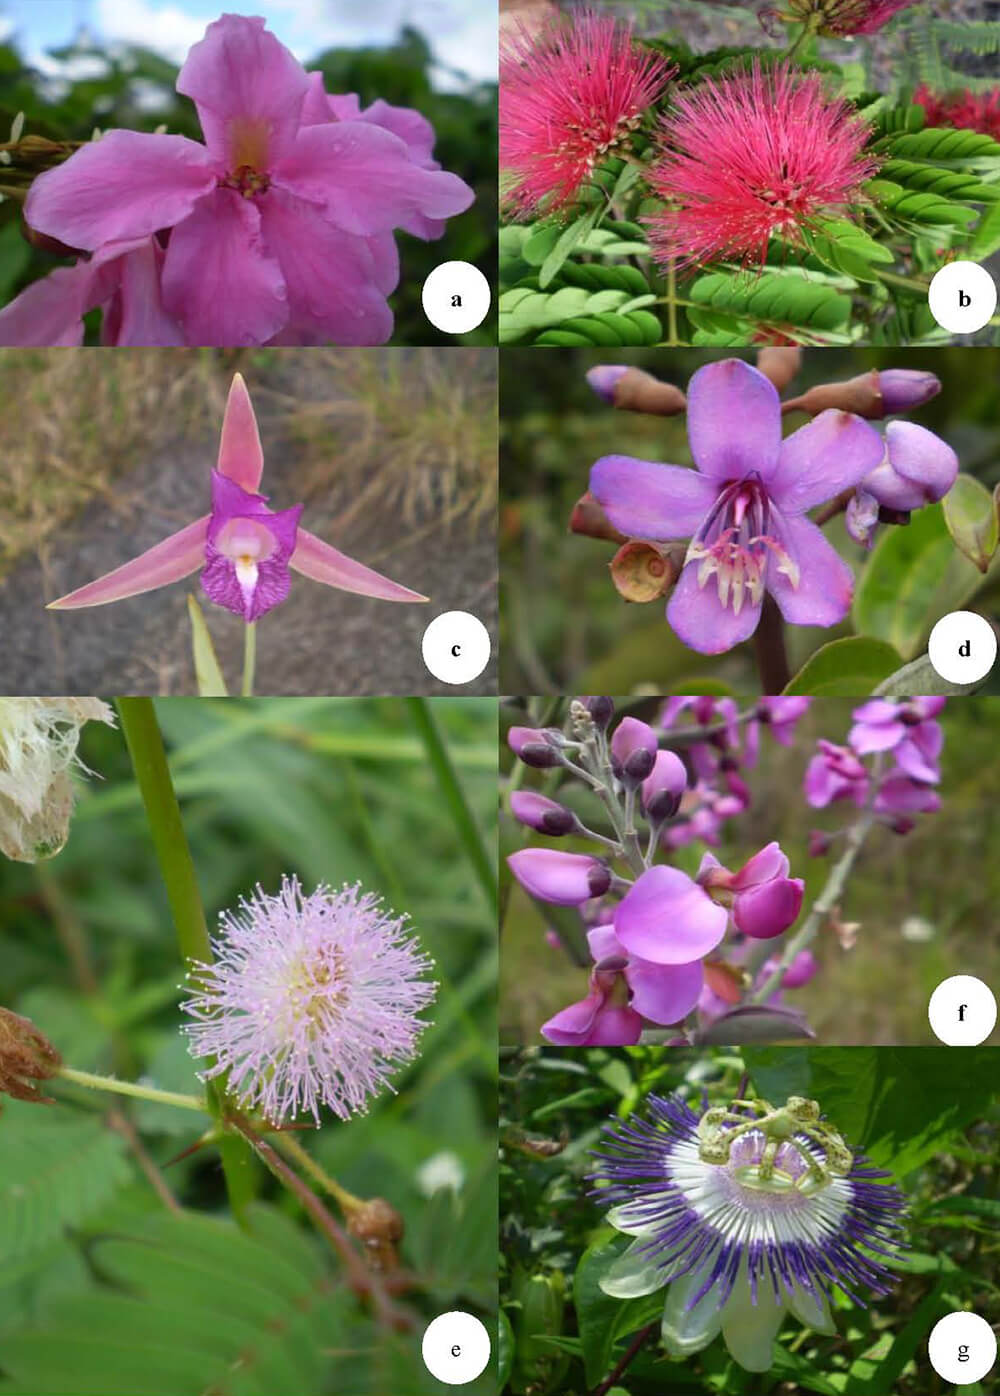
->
[942,473,998,573]
[689,271,851,331]
[888,125,1000,167]
[801,218,894,282]
[969,198,1000,258]
[498,1309,516,1391]
[873,653,985,696]
[574,1239,638,1387]
[538,209,601,289]
[0,1104,132,1266]
[533,309,661,347]
[852,503,988,659]
[782,637,903,695]
[0,222,32,304]
[186,595,228,697]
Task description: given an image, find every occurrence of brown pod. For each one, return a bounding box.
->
[569,491,628,544]
[756,347,802,391]
[611,368,686,416]
[783,370,883,420]
[0,1007,62,1110]
[610,540,681,603]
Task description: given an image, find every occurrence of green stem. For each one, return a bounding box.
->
[114,697,256,1224]
[666,260,679,347]
[784,19,817,62]
[406,697,497,914]
[874,268,931,294]
[270,1131,365,1218]
[56,1066,208,1113]
[241,622,257,697]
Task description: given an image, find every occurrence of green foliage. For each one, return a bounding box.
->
[782,637,903,696]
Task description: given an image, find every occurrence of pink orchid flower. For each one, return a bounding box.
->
[46,373,426,620]
[12,14,473,347]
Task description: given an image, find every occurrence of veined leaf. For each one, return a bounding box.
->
[689,271,851,330]
[782,637,903,696]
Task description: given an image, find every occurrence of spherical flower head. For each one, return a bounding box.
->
[915,86,1000,142]
[646,62,877,270]
[181,876,436,1125]
[500,12,675,218]
[591,1092,905,1373]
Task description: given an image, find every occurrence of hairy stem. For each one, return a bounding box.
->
[270,1131,365,1218]
[753,596,791,694]
[241,621,257,697]
[56,1066,208,1113]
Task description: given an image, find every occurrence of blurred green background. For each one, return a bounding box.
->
[0,696,497,1396]
[0,25,496,344]
[500,695,1000,1045]
[499,347,1000,694]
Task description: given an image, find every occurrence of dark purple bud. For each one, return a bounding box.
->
[507,726,562,769]
[610,717,657,784]
[509,791,577,837]
[641,749,687,822]
[878,369,941,414]
[583,696,614,731]
[585,365,629,404]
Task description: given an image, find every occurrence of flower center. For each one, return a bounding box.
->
[685,475,799,614]
[286,950,348,1037]
[220,164,271,199]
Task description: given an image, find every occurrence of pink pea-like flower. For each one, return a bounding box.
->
[646,62,877,270]
[181,876,436,1125]
[500,11,675,217]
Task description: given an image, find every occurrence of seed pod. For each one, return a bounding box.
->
[610,540,680,602]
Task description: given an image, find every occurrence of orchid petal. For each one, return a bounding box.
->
[176,13,310,168]
[217,373,265,491]
[290,528,427,603]
[686,359,782,483]
[47,517,208,609]
[25,129,216,251]
[162,188,288,346]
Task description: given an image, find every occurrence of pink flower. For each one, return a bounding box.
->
[46,373,426,617]
[805,740,870,808]
[698,843,804,941]
[508,848,612,905]
[849,699,944,783]
[646,62,877,269]
[612,864,728,964]
[756,697,812,746]
[915,85,1000,142]
[181,876,436,1124]
[541,961,643,1046]
[810,1,920,36]
[641,749,688,821]
[500,12,675,217]
[590,359,885,654]
[12,15,473,347]
[610,716,658,783]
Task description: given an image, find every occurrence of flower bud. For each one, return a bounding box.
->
[568,491,627,544]
[733,877,805,940]
[808,829,832,857]
[846,488,880,547]
[780,949,820,989]
[610,717,657,784]
[507,725,562,769]
[861,422,958,511]
[0,1007,62,1110]
[756,347,801,391]
[877,369,941,414]
[610,540,679,603]
[641,749,687,822]
[585,365,629,403]
[782,371,883,420]
[509,791,577,837]
[507,848,611,905]
[346,1196,404,1272]
[583,696,614,731]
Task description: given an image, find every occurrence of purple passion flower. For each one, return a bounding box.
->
[590,359,885,654]
[181,876,436,1124]
[591,1093,905,1372]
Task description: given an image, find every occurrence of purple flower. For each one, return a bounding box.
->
[507,726,563,768]
[509,791,577,836]
[805,740,869,808]
[698,843,804,941]
[181,875,436,1124]
[877,369,941,414]
[9,15,473,347]
[612,865,728,964]
[756,697,811,745]
[641,749,688,821]
[591,1093,905,1371]
[610,716,658,783]
[508,848,612,905]
[591,922,705,1024]
[46,373,425,618]
[589,359,885,654]
[542,958,643,1046]
[848,699,944,783]
[858,423,958,512]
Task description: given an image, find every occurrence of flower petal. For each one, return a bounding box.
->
[883,420,958,505]
[507,849,609,906]
[162,189,288,346]
[730,841,789,889]
[589,456,718,540]
[176,13,309,168]
[667,560,763,654]
[217,374,265,492]
[600,1239,670,1298]
[768,410,885,514]
[273,122,473,236]
[290,527,427,602]
[0,262,90,346]
[259,188,393,346]
[733,877,804,940]
[661,1266,725,1357]
[767,512,854,628]
[614,865,727,965]
[540,992,602,1045]
[25,129,216,251]
[47,517,209,609]
[587,1004,644,1045]
[719,1276,787,1372]
[625,956,704,1024]
[686,359,782,483]
[102,238,185,347]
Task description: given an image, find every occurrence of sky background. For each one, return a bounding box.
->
[0,0,498,86]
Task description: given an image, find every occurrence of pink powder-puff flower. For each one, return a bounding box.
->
[805,740,870,808]
[774,1,918,36]
[590,359,885,654]
[500,12,675,217]
[646,62,877,270]
[46,373,426,619]
[181,875,436,1124]
[508,848,613,905]
[16,15,473,347]
[698,843,804,941]
[915,86,1000,142]
[613,864,728,965]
